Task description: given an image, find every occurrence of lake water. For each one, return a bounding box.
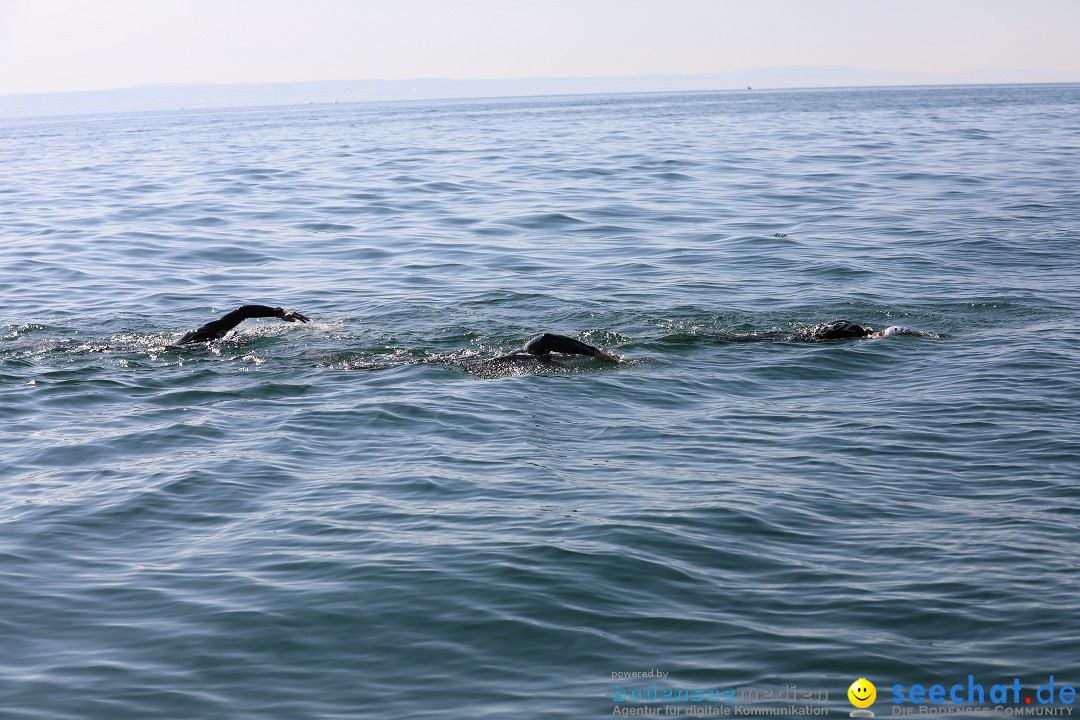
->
[2,84,1079,719]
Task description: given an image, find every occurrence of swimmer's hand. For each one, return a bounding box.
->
[593,348,621,363]
[278,309,311,323]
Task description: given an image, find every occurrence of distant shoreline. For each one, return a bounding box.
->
[2,66,1077,120]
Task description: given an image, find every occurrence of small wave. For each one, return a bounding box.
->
[503,212,585,229]
[295,222,356,233]
[187,216,230,227]
[222,166,285,176]
[649,171,695,181]
[417,181,469,193]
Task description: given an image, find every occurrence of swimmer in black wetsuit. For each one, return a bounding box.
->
[504,332,619,364]
[719,319,918,343]
[175,306,617,371]
[177,304,310,344]
[457,332,621,375]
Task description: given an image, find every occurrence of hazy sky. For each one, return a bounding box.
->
[0,0,1077,95]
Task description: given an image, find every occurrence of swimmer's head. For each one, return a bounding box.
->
[881,326,912,337]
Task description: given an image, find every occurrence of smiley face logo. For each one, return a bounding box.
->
[848,678,876,709]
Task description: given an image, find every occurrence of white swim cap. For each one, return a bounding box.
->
[882,326,911,336]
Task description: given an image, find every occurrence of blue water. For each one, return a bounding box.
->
[2,85,1079,719]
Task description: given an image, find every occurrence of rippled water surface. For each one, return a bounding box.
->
[2,85,1079,719]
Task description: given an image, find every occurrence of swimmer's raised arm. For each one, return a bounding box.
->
[178,304,310,344]
[523,333,621,363]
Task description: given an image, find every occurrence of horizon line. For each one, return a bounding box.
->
[1,71,1077,121]
[6,64,1080,100]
